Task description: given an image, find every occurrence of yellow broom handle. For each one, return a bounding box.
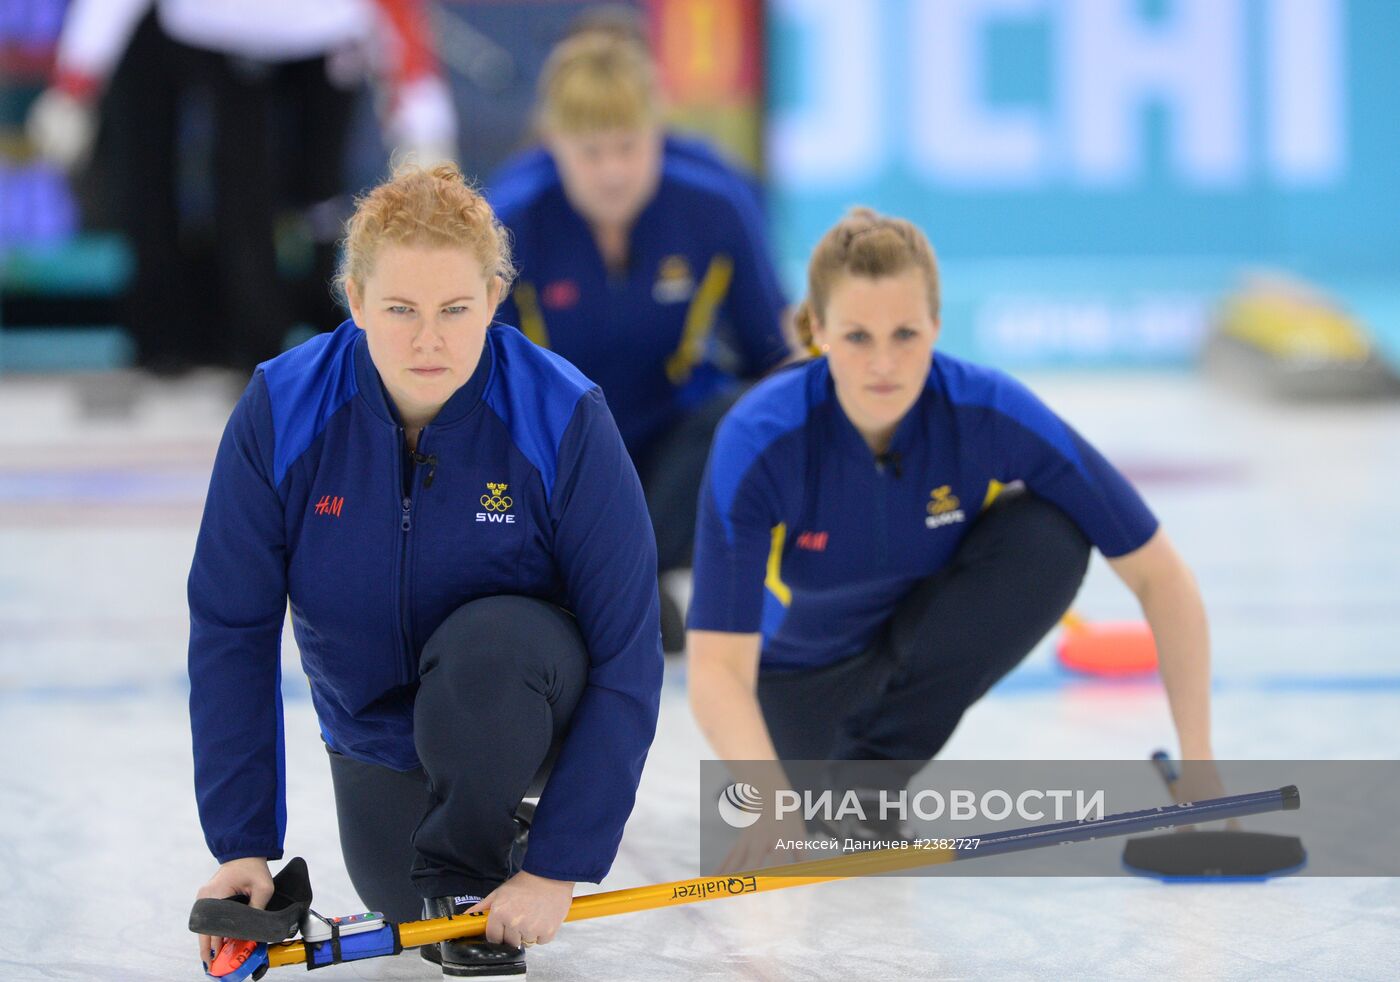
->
[267,843,959,967]
[265,781,1299,969]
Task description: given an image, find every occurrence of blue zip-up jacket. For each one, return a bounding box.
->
[486,140,789,458]
[689,354,1159,671]
[188,320,663,883]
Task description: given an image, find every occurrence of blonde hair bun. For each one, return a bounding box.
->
[795,208,941,349]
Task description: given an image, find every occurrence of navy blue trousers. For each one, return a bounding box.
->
[756,489,1092,789]
[327,596,588,920]
[635,385,745,573]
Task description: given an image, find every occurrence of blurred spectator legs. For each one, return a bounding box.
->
[97,13,360,377]
[102,10,189,374]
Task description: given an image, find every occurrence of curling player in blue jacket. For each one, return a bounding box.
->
[487,29,793,649]
[687,209,1220,872]
[188,162,663,979]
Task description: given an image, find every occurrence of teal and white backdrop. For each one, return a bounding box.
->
[764,0,1400,367]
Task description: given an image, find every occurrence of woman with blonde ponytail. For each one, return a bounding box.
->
[187,162,662,979]
[688,208,1217,871]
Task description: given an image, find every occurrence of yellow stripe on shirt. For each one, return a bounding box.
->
[511,280,550,348]
[765,522,792,607]
[665,254,734,386]
[982,479,1007,510]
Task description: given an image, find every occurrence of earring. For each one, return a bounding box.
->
[821,343,830,353]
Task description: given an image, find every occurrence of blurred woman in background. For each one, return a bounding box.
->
[487,26,793,649]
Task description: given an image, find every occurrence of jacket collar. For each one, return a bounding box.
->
[818,356,932,465]
[353,325,494,429]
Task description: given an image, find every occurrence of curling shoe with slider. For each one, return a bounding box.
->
[420,894,525,980]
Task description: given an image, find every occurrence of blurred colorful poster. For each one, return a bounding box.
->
[647,0,764,170]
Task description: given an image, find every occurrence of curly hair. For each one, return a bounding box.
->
[336,159,516,303]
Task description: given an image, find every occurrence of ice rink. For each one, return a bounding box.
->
[2,368,1398,981]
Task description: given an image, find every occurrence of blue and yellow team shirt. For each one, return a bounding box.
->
[487,139,789,457]
[689,354,1160,673]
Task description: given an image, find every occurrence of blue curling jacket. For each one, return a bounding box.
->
[690,354,1159,672]
[188,321,663,883]
[487,138,789,458]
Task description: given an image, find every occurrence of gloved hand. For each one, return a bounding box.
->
[26,84,99,171]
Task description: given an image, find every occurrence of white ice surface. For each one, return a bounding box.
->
[1,370,1397,981]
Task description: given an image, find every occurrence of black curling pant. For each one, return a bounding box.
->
[634,385,746,574]
[327,596,588,921]
[757,489,1091,790]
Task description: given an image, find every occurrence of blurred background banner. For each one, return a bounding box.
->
[766,0,1400,367]
[646,0,764,168]
[3,0,1397,372]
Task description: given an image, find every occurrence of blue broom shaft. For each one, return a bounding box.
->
[956,785,1297,860]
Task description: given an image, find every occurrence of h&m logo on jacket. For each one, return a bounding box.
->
[477,482,515,524]
[314,495,344,517]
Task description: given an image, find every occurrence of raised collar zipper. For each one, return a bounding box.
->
[874,450,903,478]
[410,449,438,490]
